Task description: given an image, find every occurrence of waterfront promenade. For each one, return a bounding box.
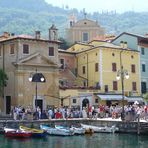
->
[0,116,148,135]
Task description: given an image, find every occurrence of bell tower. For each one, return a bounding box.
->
[49,24,58,41]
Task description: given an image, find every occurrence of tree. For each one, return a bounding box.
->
[0,69,8,97]
[59,37,71,50]
[144,93,148,104]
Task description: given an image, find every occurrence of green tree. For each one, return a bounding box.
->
[0,69,8,96]
[59,37,71,50]
[144,93,148,103]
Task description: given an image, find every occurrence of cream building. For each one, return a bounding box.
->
[66,17,105,44]
[0,25,61,114]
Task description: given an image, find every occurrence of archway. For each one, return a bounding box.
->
[82,98,89,109]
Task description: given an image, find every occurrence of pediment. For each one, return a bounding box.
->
[14,53,58,67]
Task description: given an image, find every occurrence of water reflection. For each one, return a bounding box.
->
[1,133,148,148]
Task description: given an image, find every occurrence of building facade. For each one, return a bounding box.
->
[0,26,60,114]
[59,40,141,109]
[112,32,148,94]
[66,18,105,44]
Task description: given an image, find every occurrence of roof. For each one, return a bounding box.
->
[0,34,61,44]
[58,49,76,54]
[76,42,139,54]
[112,32,148,42]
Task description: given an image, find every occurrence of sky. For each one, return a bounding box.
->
[45,0,148,13]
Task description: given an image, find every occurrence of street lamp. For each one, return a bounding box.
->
[116,50,129,121]
[29,68,45,110]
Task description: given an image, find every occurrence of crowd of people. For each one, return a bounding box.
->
[11,103,148,121]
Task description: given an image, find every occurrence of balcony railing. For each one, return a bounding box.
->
[59,85,101,90]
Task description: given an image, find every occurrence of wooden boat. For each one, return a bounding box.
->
[19,126,46,138]
[5,130,32,138]
[85,128,94,134]
[40,125,74,136]
[81,124,118,133]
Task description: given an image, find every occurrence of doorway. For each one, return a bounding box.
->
[36,99,43,111]
[82,98,89,109]
[6,96,11,114]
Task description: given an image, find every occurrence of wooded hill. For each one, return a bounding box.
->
[0,0,148,38]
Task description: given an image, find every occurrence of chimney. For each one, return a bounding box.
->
[123,41,128,49]
[120,41,124,48]
[35,31,41,39]
[3,32,10,38]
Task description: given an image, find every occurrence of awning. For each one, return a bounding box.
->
[97,94,128,101]
[127,97,144,102]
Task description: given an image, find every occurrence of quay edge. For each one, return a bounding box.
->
[0,118,148,135]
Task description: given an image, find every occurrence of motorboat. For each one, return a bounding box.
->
[19,126,46,138]
[40,125,74,136]
[70,126,85,135]
[3,127,17,133]
[81,124,118,133]
[5,130,32,138]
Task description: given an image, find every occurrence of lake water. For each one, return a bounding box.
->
[0,133,148,148]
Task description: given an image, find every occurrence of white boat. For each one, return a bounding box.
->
[3,127,17,133]
[70,126,85,135]
[40,125,74,136]
[81,124,118,133]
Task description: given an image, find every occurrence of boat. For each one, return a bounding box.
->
[19,126,46,138]
[40,125,74,136]
[5,130,32,138]
[81,124,118,133]
[3,127,17,133]
[70,126,86,135]
[85,128,94,134]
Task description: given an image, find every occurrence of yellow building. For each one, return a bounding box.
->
[59,40,141,108]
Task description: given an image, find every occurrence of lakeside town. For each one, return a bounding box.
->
[0,13,148,118]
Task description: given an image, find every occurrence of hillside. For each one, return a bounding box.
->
[0,0,148,38]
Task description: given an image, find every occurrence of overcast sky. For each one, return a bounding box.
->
[45,0,148,13]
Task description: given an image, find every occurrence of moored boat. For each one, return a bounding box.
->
[5,130,32,138]
[19,126,46,138]
[3,127,17,133]
[40,125,74,136]
[70,126,86,135]
[81,124,118,133]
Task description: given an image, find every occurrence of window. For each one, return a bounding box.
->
[141,47,145,55]
[49,47,54,56]
[23,44,29,54]
[105,85,108,92]
[142,64,146,72]
[141,82,147,94]
[131,64,136,73]
[60,59,65,69]
[113,81,118,90]
[73,99,76,104]
[132,82,137,91]
[82,66,85,74]
[10,44,15,54]
[83,32,88,42]
[112,63,116,72]
[95,63,99,72]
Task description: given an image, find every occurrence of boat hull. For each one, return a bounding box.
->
[5,131,32,138]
